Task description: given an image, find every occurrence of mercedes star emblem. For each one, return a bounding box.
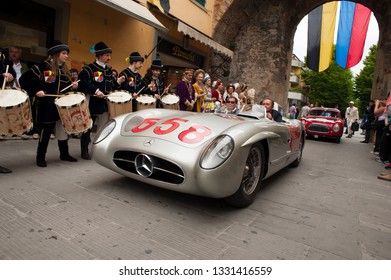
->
[134,154,154,177]
[143,139,155,147]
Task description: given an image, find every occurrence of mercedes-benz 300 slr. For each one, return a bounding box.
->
[93,107,305,207]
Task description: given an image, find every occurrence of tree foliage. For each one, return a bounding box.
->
[354,44,377,111]
[302,48,354,110]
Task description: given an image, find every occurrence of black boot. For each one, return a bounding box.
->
[36,129,50,167]
[0,165,12,173]
[80,131,91,160]
[58,140,78,162]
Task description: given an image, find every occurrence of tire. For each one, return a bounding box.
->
[224,144,264,208]
[335,137,341,143]
[289,134,304,167]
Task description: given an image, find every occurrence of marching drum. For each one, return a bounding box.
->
[0,89,33,135]
[161,94,179,110]
[136,95,156,111]
[107,90,132,119]
[55,93,92,134]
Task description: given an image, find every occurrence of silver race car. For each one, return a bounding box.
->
[92,106,305,207]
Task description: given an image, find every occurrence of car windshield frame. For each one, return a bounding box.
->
[307,109,341,118]
[238,104,267,120]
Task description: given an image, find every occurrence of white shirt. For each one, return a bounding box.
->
[95,60,106,68]
[13,62,22,83]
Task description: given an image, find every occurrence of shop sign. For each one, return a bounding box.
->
[158,38,204,67]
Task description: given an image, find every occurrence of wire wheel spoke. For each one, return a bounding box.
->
[241,148,262,195]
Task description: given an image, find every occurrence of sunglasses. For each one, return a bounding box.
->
[227,101,236,104]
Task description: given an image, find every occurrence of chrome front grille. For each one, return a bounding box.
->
[113,151,185,184]
[308,124,329,133]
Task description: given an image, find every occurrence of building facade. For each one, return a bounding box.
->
[0,0,232,92]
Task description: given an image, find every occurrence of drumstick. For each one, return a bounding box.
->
[1,65,9,91]
[135,86,146,96]
[102,94,125,98]
[43,94,63,97]
[160,83,171,97]
[60,79,80,92]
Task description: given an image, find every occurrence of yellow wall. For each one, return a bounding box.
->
[66,0,156,75]
[144,0,214,36]
[152,9,211,56]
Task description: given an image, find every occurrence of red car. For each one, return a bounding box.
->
[301,107,344,143]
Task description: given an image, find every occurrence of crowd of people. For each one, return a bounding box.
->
[359,95,391,181]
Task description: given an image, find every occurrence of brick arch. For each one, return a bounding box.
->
[212,0,390,109]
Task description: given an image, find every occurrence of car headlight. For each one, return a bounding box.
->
[93,119,116,144]
[200,135,234,169]
[333,124,340,132]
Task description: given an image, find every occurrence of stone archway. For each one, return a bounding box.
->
[212,0,390,109]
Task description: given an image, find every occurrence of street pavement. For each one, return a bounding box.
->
[0,131,390,260]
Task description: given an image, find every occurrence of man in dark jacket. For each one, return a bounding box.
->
[361,99,375,143]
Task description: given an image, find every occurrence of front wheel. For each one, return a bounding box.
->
[224,144,264,208]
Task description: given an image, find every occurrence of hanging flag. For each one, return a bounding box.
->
[336,1,371,69]
[307,2,338,72]
[148,0,170,14]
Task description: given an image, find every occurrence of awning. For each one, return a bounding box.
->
[96,0,168,32]
[177,21,233,58]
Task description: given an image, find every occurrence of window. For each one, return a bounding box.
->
[194,0,206,7]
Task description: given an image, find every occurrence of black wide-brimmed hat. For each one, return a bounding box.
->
[47,40,69,56]
[129,52,144,63]
[93,41,112,56]
[151,59,163,70]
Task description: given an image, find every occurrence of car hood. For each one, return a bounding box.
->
[303,117,341,124]
[118,109,255,147]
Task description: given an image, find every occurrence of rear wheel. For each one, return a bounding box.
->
[224,144,264,208]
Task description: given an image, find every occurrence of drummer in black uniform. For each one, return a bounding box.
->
[140,59,166,107]
[118,51,144,110]
[19,40,78,167]
[0,48,16,173]
[78,41,121,160]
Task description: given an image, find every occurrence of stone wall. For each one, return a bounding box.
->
[211,0,391,110]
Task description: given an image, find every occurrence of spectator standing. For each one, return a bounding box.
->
[7,46,28,88]
[373,98,387,153]
[289,104,297,119]
[193,69,206,112]
[223,84,239,104]
[300,103,310,118]
[176,68,196,111]
[211,79,224,104]
[360,100,375,143]
[345,101,359,138]
[203,74,214,112]
[376,93,391,166]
